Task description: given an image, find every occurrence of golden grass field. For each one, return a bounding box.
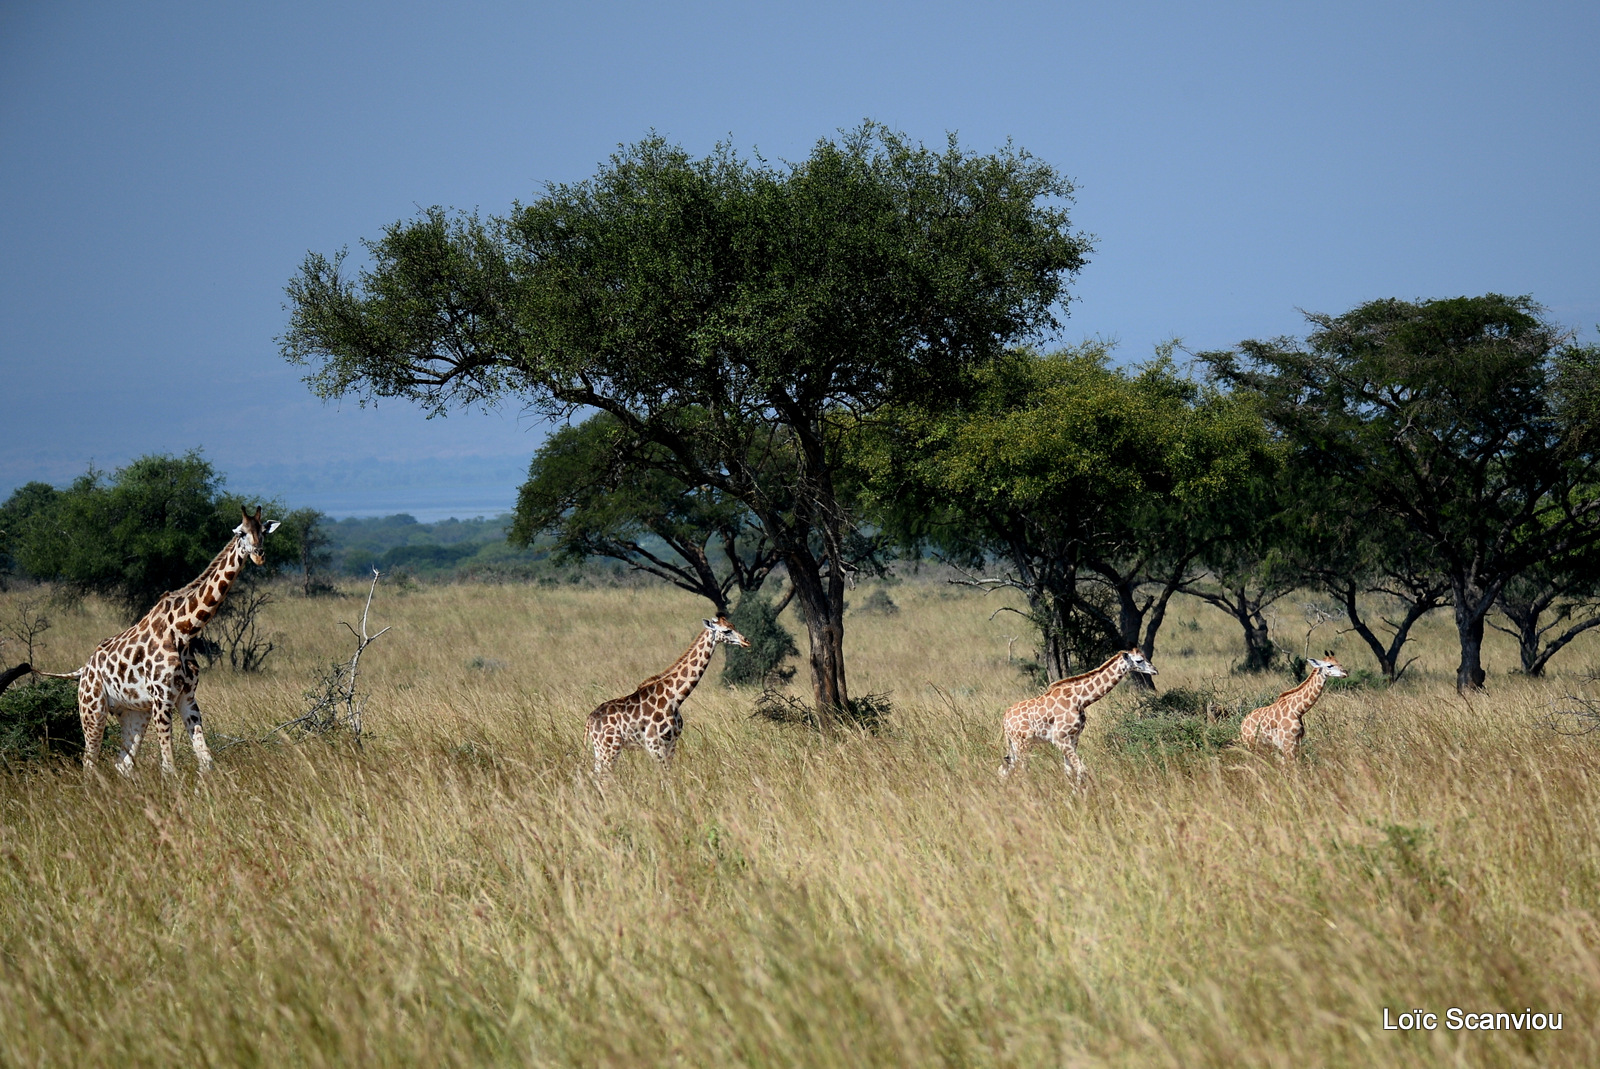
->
[3,573,1600,1067]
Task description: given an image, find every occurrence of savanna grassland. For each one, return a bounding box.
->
[3,575,1600,1067]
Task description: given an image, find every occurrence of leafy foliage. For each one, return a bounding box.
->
[1103,686,1260,758]
[514,412,779,613]
[0,678,101,760]
[0,482,59,585]
[1208,295,1600,690]
[861,345,1274,678]
[6,453,295,616]
[721,592,799,688]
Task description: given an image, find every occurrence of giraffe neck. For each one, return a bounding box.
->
[1080,653,1130,703]
[1289,671,1328,711]
[163,536,247,637]
[648,629,718,711]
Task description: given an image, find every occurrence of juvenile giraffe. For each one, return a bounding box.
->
[1238,651,1347,761]
[588,616,750,778]
[999,648,1158,785]
[37,507,280,775]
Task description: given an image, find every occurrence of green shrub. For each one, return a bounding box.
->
[721,592,799,688]
[856,589,900,615]
[0,677,102,760]
[1104,686,1263,759]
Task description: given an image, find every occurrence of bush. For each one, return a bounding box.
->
[6,453,297,615]
[1104,686,1261,759]
[856,589,900,615]
[751,689,891,733]
[721,592,799,688]
[0,677,106,760]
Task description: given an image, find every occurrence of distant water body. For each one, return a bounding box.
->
[230,455,526,524]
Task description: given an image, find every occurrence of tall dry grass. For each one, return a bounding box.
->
[2,576,1600,1066]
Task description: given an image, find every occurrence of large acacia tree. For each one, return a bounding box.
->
[282,126,1090,710]
[1208,295,1600,691]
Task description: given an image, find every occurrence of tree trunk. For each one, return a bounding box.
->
[1188,585,1281,672]
[1497,600,1545,676]
[1330,576,1443,682]
[1453,580,1494,692]
[785,549,848,714]
[1042,629,1067,682]
[1238,601,1277,672]
[1455,607,1487,692]
[1491,590,1600,678]
[1102,557,1192,691]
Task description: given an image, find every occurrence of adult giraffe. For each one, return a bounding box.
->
[37,507,280,775]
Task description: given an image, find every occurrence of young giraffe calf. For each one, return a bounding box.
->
[1239,652,1347,761]
[37,507,279,775]
[588,616,750,778]
[1000,648,1157,785]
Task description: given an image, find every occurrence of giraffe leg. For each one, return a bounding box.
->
[1051,718,1088,788]
[999,731,1022,779]
[590,731,620,781]
[115,709,148,776]
[1059,742,1088,787]
[646,735,676,772]
[151,694,178,775]
[1278,727,1298,762]
[179,685,213,774]
[78,678,108,771]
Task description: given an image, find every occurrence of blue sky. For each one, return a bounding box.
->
[3,0,1596,519]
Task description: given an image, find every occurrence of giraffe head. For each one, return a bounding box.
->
[1307,651,1348,678]
[704,615,752,648]
[1121,647,1158,676]
[233,506,282,566]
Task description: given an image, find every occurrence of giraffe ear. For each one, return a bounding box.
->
[265,520,282,535]
[704,619,716,630]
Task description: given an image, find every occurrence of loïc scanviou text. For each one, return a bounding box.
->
[1383,1008,1563,1031]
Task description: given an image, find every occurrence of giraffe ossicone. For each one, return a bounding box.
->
[1239,650,1347,761]
[587,615,750,780]
[999,647,1157,786]
[38,506,280,776]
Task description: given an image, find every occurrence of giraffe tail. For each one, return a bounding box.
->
[31,667,83,681]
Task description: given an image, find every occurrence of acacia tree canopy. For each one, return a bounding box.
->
[860,346,1272,680]
[282,125,1091,710]
[1207,295,1600,691]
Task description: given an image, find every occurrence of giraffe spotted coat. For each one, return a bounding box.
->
[999,648,1157,785]
[587,616,749,778]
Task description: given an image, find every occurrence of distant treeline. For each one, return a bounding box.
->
[0,457,626,616]
[322,514,532,576]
